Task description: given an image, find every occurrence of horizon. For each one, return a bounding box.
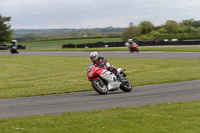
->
[1,0,200,29]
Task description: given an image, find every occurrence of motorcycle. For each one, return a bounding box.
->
[128,44,139,53]
[10,48,19,54]
[125,42,139,53]
[87,64,132,95]
[10,40,19,54]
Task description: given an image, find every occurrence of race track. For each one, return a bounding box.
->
[1,51,200,59]
[0,51,200,118]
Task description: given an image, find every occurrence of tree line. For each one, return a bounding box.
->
[13,28,123,41]
[122,19,200,41]
[1,14,200,42]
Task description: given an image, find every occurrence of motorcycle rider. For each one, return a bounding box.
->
[90,51,124,81]
[10,40,19,54]
[125,39,139,53]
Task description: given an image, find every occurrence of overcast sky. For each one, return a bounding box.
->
[0,0,200,29]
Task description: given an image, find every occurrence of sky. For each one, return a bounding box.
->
[0,0,200,29]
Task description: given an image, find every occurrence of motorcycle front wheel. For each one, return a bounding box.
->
[120,78,132,92]
[92,79,108,95]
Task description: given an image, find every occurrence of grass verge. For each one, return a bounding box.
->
[140,46,200,52]
[0,100,199,133]
[1,56,200,99]
[19,38,122,50]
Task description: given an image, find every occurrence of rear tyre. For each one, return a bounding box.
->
[120,78,132,92]
[92,79,108,95]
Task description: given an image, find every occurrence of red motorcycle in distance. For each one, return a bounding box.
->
[126,42,139,53]
[87,64,132,95]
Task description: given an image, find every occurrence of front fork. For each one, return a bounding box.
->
[92,77,105,87]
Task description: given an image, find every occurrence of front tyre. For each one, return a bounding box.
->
[120,78,132,92]
[92,79,108,95]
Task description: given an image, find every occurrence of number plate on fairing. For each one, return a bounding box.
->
[101,70,117,83]
[101,71,113,79]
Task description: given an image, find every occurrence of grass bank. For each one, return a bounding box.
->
[1,56,200,99]
[0,100,199,132]
[11,37,200,52]
[140,46,200,52]
[19,38,122,50]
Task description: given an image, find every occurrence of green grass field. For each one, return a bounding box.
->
[0,100,199,133]
[1,56,200,99]
[1,55,200,132]
[16,37,200,52]
[1,37,200,52]
[1,38,200,131]
[140,46,200,52]
[19,38,122,50]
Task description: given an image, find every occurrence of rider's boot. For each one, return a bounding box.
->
[108,66,126,82]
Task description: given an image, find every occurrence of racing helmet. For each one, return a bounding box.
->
[90,51,99,63]
[128,39,133,45]
[128,39,133,42]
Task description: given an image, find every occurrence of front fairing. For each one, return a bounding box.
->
[87,64,104,81]
[87,64,94,73]
[101,69,121,91]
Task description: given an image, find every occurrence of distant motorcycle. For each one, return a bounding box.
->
[128,44,139,53]
[126,42,139,53]
[10,40,19,54]
[10,48,19,54]
[87,64,132,95]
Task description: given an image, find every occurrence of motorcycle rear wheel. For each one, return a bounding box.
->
[92,79,108,95]
[120,78,132,92]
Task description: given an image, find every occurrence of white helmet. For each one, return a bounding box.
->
[128,39,133,42]
[90,51,99,63]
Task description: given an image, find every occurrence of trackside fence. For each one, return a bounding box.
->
[62,40,200,48]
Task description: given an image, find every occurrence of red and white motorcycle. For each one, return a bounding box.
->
[87,64,132,95]
[125,42,139,53]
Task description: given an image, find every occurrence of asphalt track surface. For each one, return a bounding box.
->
[0,51,200,118]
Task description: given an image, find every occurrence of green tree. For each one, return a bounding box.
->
[181,19,200,28]
[164,20,179,33]
[157,27,168,33]
[138,21,154,34]
[121,22,138,41]
[0,15,13,42]
[181,19,194,26]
